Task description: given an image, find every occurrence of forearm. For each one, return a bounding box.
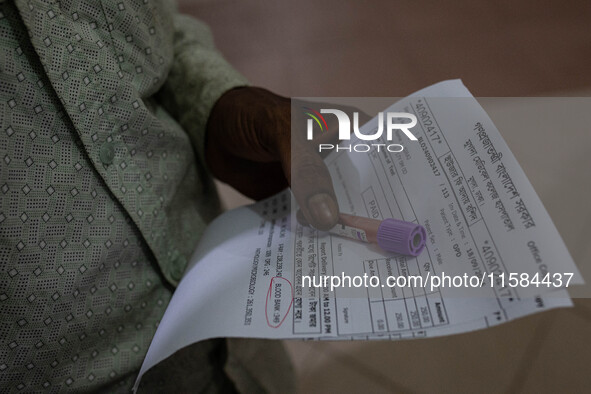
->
[158,13,248,163]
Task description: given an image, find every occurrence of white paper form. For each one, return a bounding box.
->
[134,80,582,390]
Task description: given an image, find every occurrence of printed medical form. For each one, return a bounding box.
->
[134,80,583,390]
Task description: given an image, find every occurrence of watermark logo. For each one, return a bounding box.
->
[304,108,419,153]
[303,107,329,133]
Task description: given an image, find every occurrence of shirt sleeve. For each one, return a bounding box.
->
[158,11,249,164]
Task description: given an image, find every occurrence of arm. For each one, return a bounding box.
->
[158,11,248,164]
[159,9,341,231]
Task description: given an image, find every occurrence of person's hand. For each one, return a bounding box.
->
[205,87,346,231]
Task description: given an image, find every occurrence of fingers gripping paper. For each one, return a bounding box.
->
[134,80,582,390]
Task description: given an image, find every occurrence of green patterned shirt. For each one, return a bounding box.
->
[0,0,257,391]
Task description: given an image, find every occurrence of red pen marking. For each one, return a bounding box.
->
[265,276,294,328]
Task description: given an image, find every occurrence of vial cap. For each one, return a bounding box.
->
[377,219,426,256]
